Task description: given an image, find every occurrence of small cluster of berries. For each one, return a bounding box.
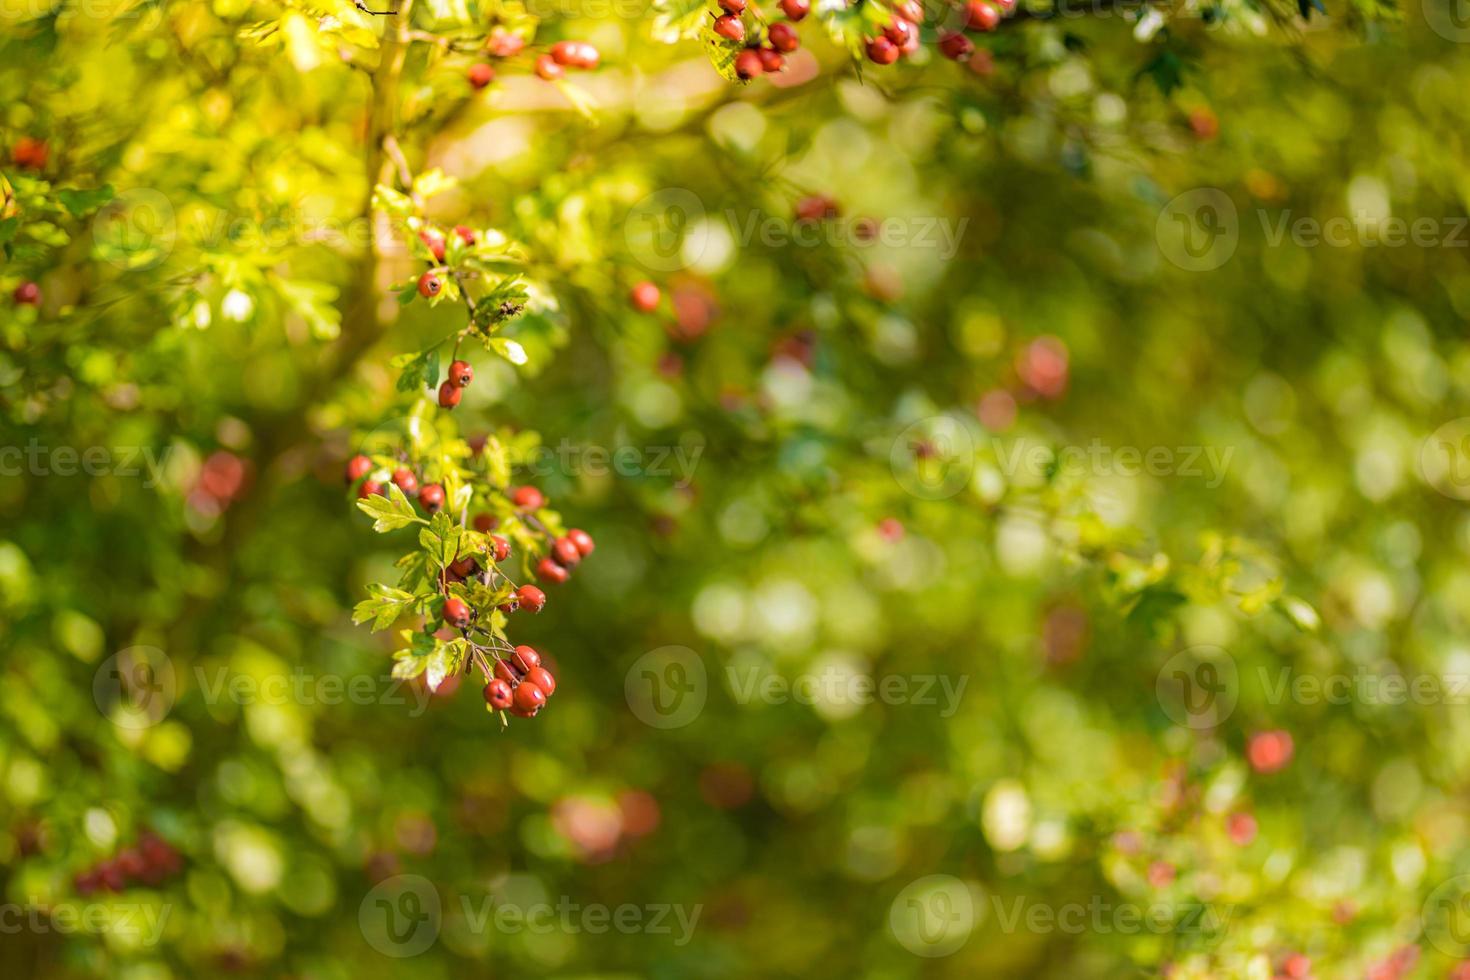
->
[73,831,183,895]
[867,0,1017,66]
[464,33,600,90]
[718,0,809,80]
[480,644,558,717]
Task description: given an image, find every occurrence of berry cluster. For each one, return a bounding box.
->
[462,31,600,90]
[867,0,1018,67]
[73,831,183,895]
[720,0,809,81]
[482,644,558,717]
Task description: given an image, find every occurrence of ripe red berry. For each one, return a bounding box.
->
[486,28,525,57]
[12,137,47,170]
[630,280,661,312]
[392,467,418,494]
[758,47,784,72]
[419,483,446,512]
[939,32,974,60]
[454,225,476,245]
[714,14,745,41]
[98,860,127,893]
[552,537,581,567]
[537,556,570,584]
[13,281,40,306]
[895,0,924,21]
[484,678,513,709]
[511,485,544,510]
[719,0,746,10]
[473,513,497,532]
[780,0,809,20]
[117,849,146,878]
[1248,730,1294,774]
[359,479,386,498]
[767,22,800,52]
[418,272,442,298]
[419,229,447,261]
[1281,954,1310,979]
[490,535,511,562]
[449,359,473,387]
[494,657,522,686]
[795,194,839,222]
[966,0,1001,30]
[535,54,565,80]
[734,48,763,80]
[567,528,595,556]
[438,380,462,408]
[511,645,542,671]
[448,556,478,579]
[512,680,547,716]
[524,665,556,697]
[865,36,899,65]
[550,40,599,69]
[517,584,546,612]
[345,454,373,483]
[1226,811,1257,846]
[443,596,471,628]
[883,19,914,46]
[467,62,495,90]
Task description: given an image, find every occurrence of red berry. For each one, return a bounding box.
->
[865,36,899,65]
[443,596,471,628]
[780,0,809,20]
[117,849,146,878]
[418,272,441,298]
[512,680,547,716]
[74,870,100,896]
[511,645,542,671]
[473,513,497,532]
[511,485,544,510]
[535,54,565,80]
[877,517,905,541]
[630,280,661,312]
[419,484,446,512]
[758,47,784,72]
[359,479,386,499]
[734,48,764,80]
[795,194,839,222]
[1248,730,1294,774]
[524,666,556,697]
[884,19,915,45]
[12,137,47,170]
[490,535,511,562]
[714,14,745,41]
[13,281,40,306]
[345,454,373,483]
[1227,811,1257,846]
[98,861,126,892]
[895,0,924,21]
[448,556,478,579]
[966,0,1000,30]
[550,40,599,69]
[419,229,446,261]
[483,678,513,709]
[517,584,546,612]
[567,528,595,555]
[537,556,570,584]
[719,0,746,10]
[494,658,522,686]
[392,467,418,494]
[939,32,974,60]
[467,62,495,90]
[486,28,525,57]
[767,22,800,52]
[454,225,476,245]
[448,359,474,388]
[552,537,581,567]
[1281,954,1310,979]
[438,380,462,408]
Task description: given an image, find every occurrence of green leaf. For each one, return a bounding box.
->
[275,276,341,340]
[56,184,114,217]
[352,584,420,631]
[355,483,423,532]
[395,347,441,393]
[426,637,468,692]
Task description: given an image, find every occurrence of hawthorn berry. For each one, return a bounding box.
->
[517,584,546,612]
[939,32,974,60]
[345,454,373,483]
[419,483,446,512]
[865,37,899,65]
[1281,954,1310,979]
[966,0,1001,30]
[535,54,565,80]
[719,0,746,11]
[567,528,595,556]
[473,513,497,532]
[419,229,447,261]
[359,479,386,498]
[12,137,47,170]
[13,281,40,306]
[630,280,661,312]
[895,0,924,21]
[795,194,839,222]
[454,224,476,244]
[494,658,523,686]
[758,47,784,73]
[467,63,495,90]
[449,359,474,387]
[117,849,146,878]
[537,556,570,584]
[448,556,478,579]
[490,534,511,562]
[524,665,556,697]
[511,680,547,716]
[884,19,915,46]
[1226,811,1257,846]
[767,22,800,52]
[714,14,745,42]
[486,28,525,57]
[1248,729,1294,773]
[734,48,764,80]
[392,467,418,495]
[483,678,514,709]
[418,272,442,298]
[444,596,471,628]
[438,380,462,408]
[511,485,545,510]
[552,536,581,567]
[780,0,809,20]
[550,40,599,69]
[511,645,542,671]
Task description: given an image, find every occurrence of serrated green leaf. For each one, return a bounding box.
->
[355,483,422,531]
